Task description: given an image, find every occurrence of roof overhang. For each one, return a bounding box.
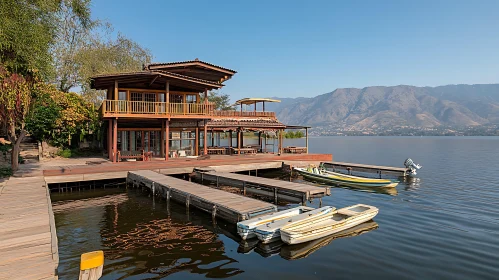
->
[145,59,236,83]
[90,70,223,92]
[234,98,281,105]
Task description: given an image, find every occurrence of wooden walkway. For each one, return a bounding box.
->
[196,171,331,204]
[0,177,58,280]
[321,161,409,177]
[127,170,277,223]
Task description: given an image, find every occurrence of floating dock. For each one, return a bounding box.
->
[0,176,58,280]
[194,171,331,204]
[127,170,277,223]
[321,161,409,177]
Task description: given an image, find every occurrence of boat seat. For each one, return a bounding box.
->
[337,205,373,217]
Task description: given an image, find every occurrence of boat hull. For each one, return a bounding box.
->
[236,206,313,240]
[254,206,336,243]
[280,204,379,245]
[294,168,398,188]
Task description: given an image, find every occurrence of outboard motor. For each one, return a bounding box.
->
[404,158,422,176]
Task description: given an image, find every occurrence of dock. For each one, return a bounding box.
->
[42,153,332,185]
[127,170,277,223]
[194,171,331,204]
[0,177,58,280]
[321,161,409,177]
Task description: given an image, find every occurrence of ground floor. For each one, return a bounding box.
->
[105,118,309,162]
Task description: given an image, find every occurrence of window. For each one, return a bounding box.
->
[131,93,142,101]
[186,94,197,103]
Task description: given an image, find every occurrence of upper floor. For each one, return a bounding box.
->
[92,59,277,119]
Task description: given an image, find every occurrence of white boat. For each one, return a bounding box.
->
[236,206,314,240]
[254,206,336,243]
[280,204,379,245]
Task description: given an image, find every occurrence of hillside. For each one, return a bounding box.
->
[270,84,499,131]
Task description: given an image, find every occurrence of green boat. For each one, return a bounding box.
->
[293,165,399,188]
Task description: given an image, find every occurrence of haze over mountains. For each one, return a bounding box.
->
[268,84,499,132]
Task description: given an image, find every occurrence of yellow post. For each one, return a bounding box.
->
[79,251,104,280]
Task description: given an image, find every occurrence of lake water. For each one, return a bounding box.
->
[52,136,499,279]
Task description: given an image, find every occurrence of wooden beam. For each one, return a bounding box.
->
[203,121,208,155]
[149,75,159,87]
[305,128,309,154]
[114,80,118,100]
[165,120,169,160]
[161,120,165,157]
[195,126,199,156]
[112,119,118,162]
[108,120,112,161]
[166,81,170,104]
[229,130,232,148]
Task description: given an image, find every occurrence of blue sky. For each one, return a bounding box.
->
[91,0,499,100]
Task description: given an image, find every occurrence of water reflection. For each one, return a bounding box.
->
[54,190,244,279]
[280,221,379,260]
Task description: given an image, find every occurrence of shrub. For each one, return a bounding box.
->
[57,149,72,158]
[0,167,12,178]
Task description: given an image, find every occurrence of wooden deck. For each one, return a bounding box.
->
[195,171,331,204]
[41,154,332,184]
[0,177,58,280]
[127,170,277,223]
[321,161,409,177]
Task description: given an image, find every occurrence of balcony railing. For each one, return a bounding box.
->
[101,100,215,116]
[212,110,276,118]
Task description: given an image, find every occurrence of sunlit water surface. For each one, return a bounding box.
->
[53,136,499,279]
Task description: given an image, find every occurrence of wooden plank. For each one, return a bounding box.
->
[200,171,330,201]
[0,176,58,279]
[127,170,276,223]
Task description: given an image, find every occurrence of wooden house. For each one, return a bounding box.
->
[91,59,308,162]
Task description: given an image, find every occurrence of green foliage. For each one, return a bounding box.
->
[0,0,91,78]
[57,149,72,158]
[0,167,13,178]
[204,91,232,110]
[77,32,152,96]
[26,83,101,148]
[284,130,304,138]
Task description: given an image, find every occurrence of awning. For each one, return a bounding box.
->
[234,98,281,105]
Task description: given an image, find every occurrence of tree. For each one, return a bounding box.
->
[77,32,152,94]
[52,0,95,92]
[0,0,91,78]
[0,66,32,171]
[26,83,100,148]
[205,91,233,110]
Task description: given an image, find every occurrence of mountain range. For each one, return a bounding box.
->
[267,84,499,131]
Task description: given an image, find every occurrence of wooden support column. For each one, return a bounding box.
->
[240,130,244,147]
[160,120,165,157]
[258,131,262,152]
[211,129,214,147]
[165,120,169,160]
[278,129,282,155]
[195,126,199,156]
[166,81,169,103]
[229,130,233,148]
[305,128,309,154]
[203,121,208,155]
[112,119,118,162]
[114,80,118,100]
[107,120,112,161]
[237,129,241,154]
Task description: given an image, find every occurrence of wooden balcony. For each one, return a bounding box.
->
[101,100,215,118]
[212,110,276,118]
